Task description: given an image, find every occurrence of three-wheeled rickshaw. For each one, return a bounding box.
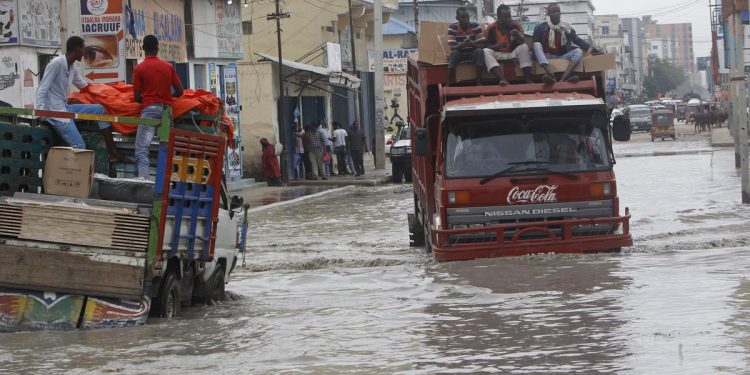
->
[651,109,676,141]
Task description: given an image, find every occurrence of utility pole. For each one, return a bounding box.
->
[373,0,385,169]
[347,0,361,125]
[268,1,291,181]
[731,4,750,202]
[413,0,419,34]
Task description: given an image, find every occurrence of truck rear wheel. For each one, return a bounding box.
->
[408,213,424,247]
[423,219,432,254]
[155,271,181,318]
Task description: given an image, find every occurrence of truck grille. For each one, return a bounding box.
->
[445,201,614,244]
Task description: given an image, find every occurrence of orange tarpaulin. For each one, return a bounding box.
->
[68,82,221,135]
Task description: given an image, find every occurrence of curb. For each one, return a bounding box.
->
[287,176,391,187]
[246,185,356,214]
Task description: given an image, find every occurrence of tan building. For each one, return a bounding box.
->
[643,17,694,71]
[238,0,398,179]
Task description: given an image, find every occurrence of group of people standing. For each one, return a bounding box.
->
[293,121,368,180]
[447,3,601,86]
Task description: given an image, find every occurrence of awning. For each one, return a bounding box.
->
[255,52,361,89]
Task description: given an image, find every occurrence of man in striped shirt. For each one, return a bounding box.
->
[447,7,486,86]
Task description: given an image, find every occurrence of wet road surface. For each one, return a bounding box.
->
[3,134,750,374]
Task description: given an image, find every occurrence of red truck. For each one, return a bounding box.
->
[406,57,633,261]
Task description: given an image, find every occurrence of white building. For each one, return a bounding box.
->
[501,0,595,41]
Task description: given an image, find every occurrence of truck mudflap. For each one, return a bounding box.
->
[429,209,632,261]
[0,288,149,332]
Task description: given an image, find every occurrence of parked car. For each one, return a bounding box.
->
[625,104,652,132]
[390,122,411,183]
[385,134,395,156]
[610,108,623,123]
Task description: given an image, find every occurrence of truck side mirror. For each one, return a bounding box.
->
[414,128,430,156]
[612,115,631,142]
[230,195,244,210]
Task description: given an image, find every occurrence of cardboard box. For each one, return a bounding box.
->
[417,21,452,65]
[43,147,95,198]
[583,53,616,72]
[455,62,497,82]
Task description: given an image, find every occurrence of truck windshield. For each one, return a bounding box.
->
[445,117,611,178]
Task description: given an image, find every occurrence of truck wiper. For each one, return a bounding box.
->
[479,160,548,185]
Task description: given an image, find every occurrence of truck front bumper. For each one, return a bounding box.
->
[429,210,632,261]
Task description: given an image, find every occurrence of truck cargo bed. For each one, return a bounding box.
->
[0,194,150,300]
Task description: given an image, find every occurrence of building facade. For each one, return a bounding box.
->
[238,0,398,179]
[643,17,694,71]
[620,17,647,100]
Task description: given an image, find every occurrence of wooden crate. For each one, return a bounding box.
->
[0,198,150,252]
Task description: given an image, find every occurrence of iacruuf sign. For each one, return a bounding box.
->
[80,0,126,83]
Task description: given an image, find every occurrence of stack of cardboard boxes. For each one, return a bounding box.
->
[416,21,615,83]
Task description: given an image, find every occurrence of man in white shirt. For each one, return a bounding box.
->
[332,121,349,175]
[36,36,128,162]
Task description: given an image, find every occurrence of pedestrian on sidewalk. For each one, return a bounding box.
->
[36,36,130,163]
[347,121,367,176]
[260,138,281,186]
[293,123,305,179]
[309,122,327,180]
[133,35,184,179]
[302,125,313,179]
[332,121,349,175]
[319,122,333,177]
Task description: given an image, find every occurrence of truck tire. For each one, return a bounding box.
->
[392,161,402,183]
[155,272,181,318]
[209,265,226,302]
[423,219,432,254]
[405,169,412,183]
[408,212,425,247]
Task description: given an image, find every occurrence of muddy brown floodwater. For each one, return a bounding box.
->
[2,126,750,374]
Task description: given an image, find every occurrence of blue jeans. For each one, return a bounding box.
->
[135,104,166,179]
[532,42,583,65]
[47,103,111,149]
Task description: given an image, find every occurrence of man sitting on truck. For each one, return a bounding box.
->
[446,7,486,86]
[36,36,129,163]
[531,3,600,84]
[482,4,533,85]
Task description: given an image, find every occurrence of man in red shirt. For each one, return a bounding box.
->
[133,35,184,179]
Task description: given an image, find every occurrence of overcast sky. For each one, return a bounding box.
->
[592,0,713,58]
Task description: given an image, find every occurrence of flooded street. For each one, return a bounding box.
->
[3,127,750,374]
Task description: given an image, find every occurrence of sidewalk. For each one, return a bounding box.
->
[234,153,396,210]
[711,126,736,147]
[287,153,392,187]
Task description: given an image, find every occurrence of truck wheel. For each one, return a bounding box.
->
[423,220,432,254]
[155,272,181,318]
[408,213,425,247]
[209,265,226,302]
[392,162,402,183]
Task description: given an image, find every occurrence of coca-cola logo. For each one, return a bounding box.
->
[507,185,559,204]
